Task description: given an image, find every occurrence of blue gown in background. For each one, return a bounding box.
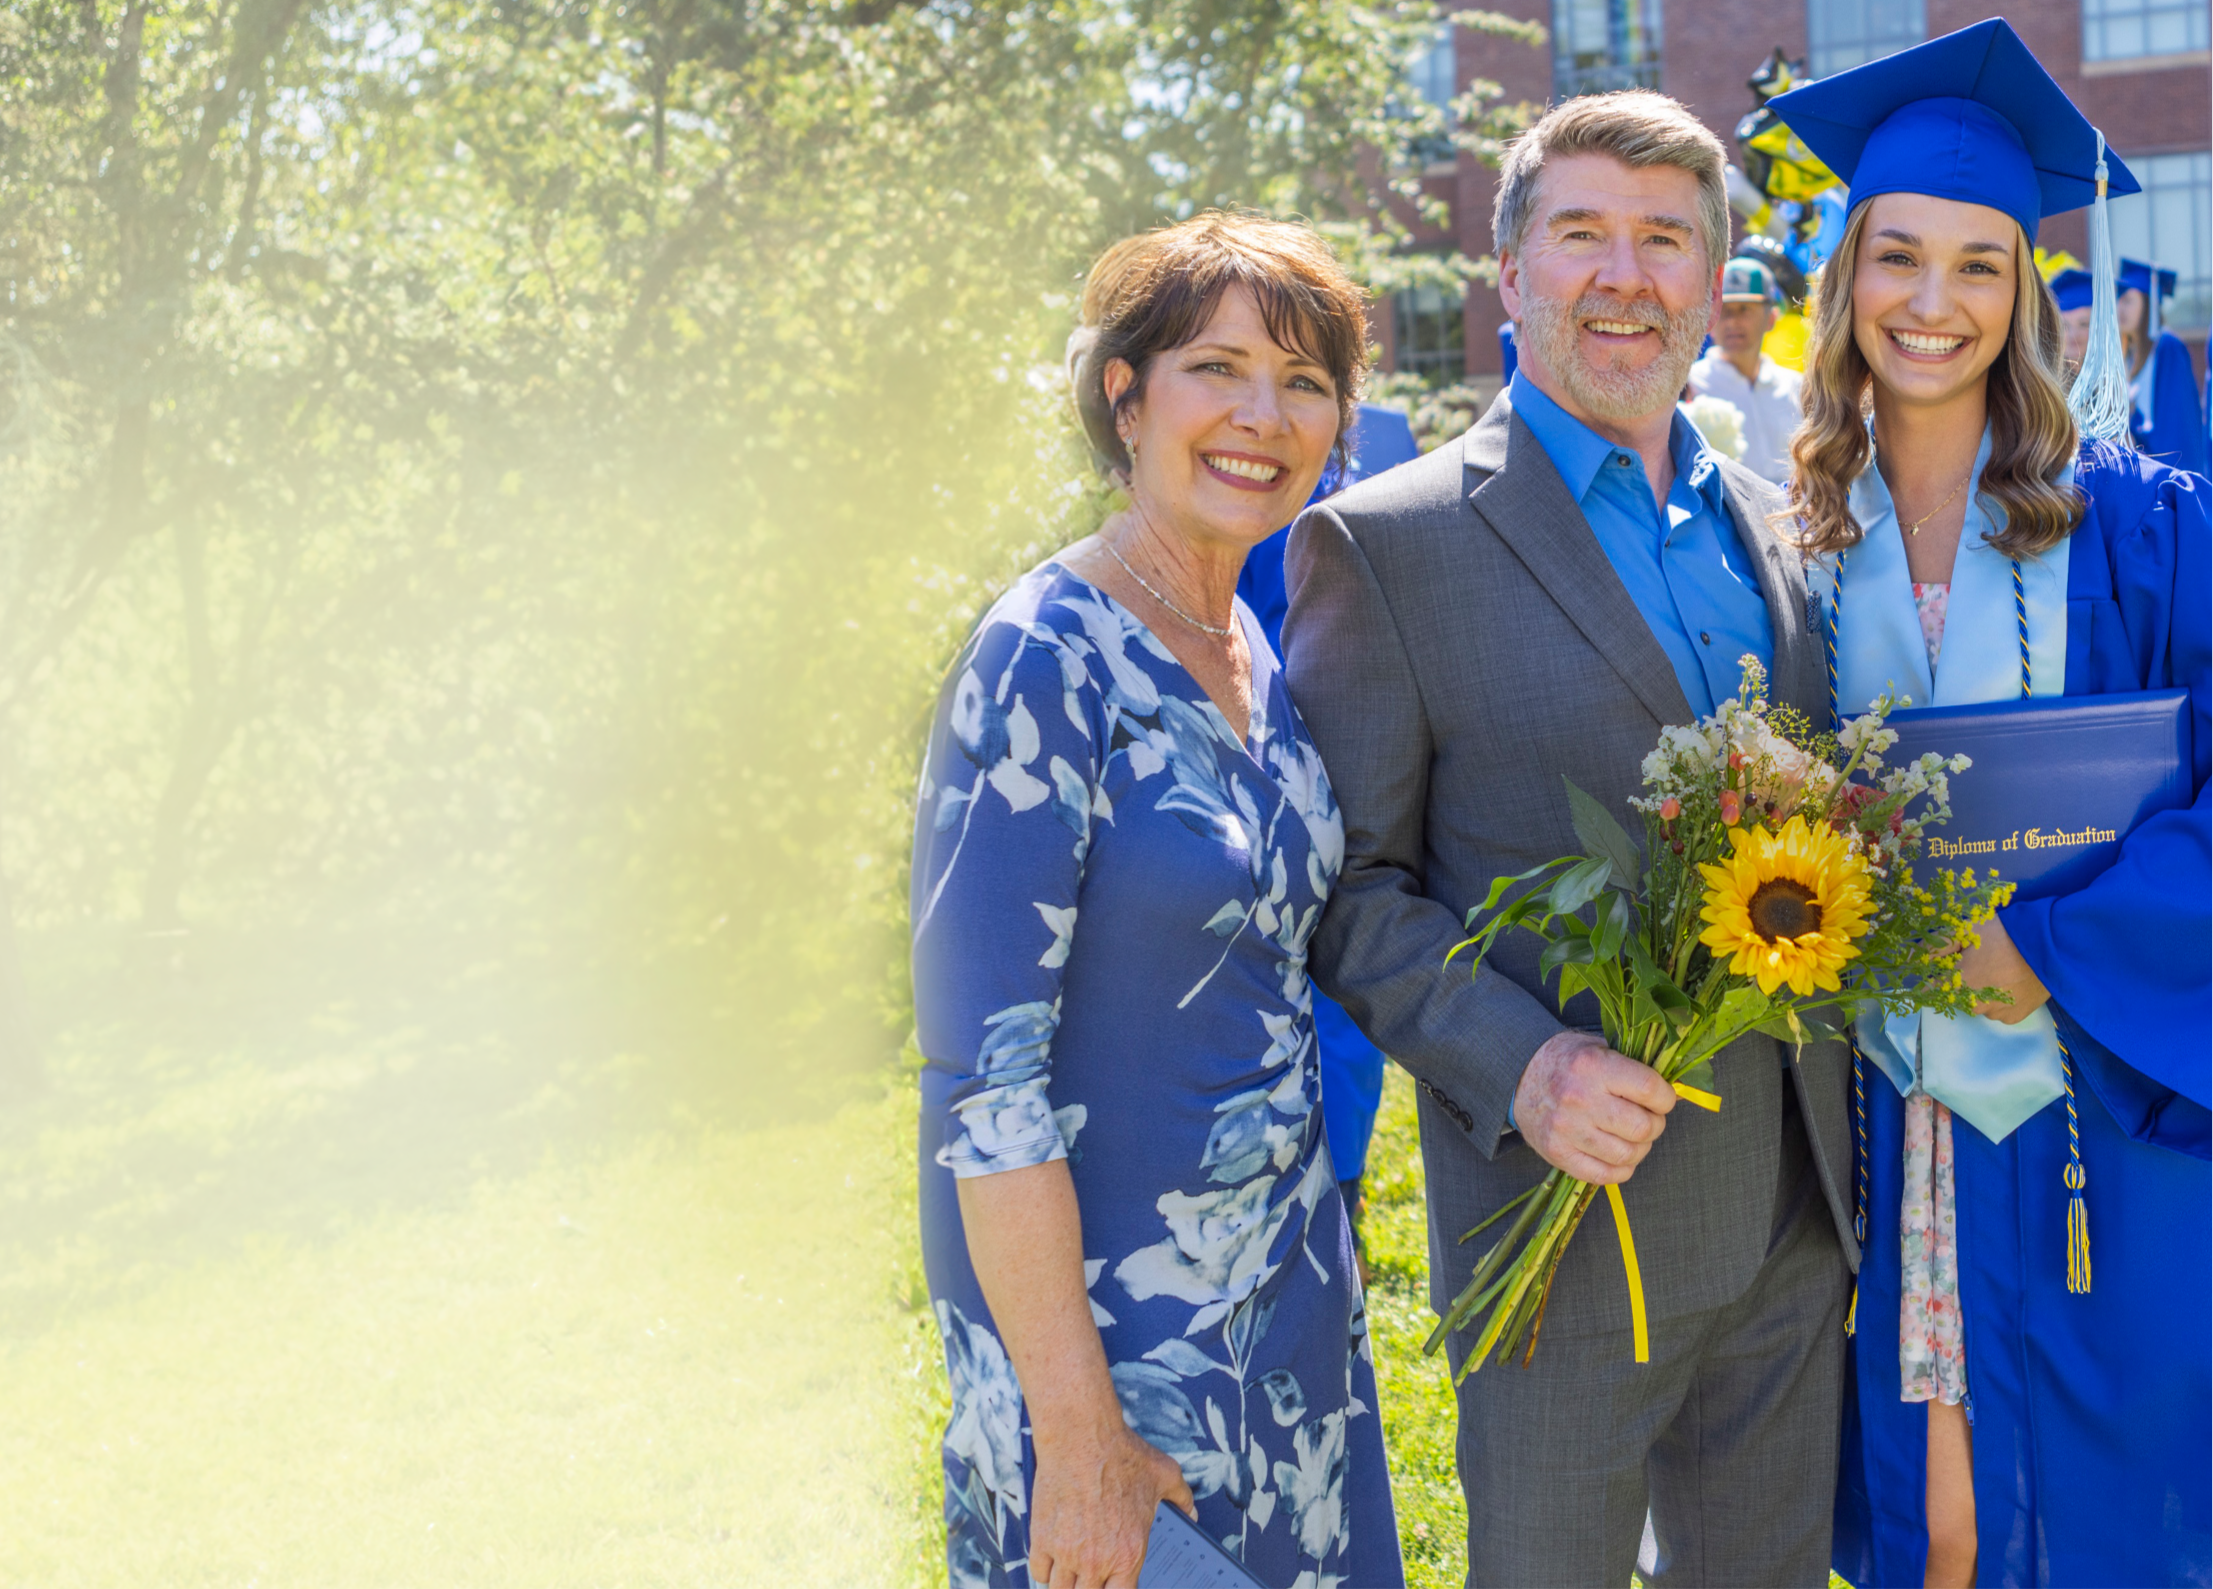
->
[2131,332,2210,479]
[1833,443,2212,1588]
[913,563,1402,1588]
[1236,404,1419,1186]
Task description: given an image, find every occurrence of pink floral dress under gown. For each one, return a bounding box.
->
[1898,580,1966,1406]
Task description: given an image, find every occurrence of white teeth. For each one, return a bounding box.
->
[1586,319,1653,335]
[1892,330,1967,354]
[1204,454,1284,482]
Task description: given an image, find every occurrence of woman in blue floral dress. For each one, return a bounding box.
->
[912,214,1403,1588]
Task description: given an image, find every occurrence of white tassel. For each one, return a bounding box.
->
[2070,127,2134,443]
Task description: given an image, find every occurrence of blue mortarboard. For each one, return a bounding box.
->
[2118,258,2178,301]
[2050,268,2097,313]
[1766,19,2139,243]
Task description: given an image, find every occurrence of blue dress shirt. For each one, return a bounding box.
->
[1509,371,1774,716]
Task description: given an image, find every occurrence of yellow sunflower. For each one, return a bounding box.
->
[1697,815,1873,996]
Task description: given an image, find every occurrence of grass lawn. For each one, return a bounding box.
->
[0,964,1840,1585]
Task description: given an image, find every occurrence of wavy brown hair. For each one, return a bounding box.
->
[1776,199,2082,559]
[1066,210,1370,481]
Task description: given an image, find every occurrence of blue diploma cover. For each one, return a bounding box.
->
[1138,1502,1265,1588]
[1879,688,2194,900]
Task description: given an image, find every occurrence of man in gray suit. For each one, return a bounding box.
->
[1283,91,1855,1586]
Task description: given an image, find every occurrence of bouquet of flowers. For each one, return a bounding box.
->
[1424,660,2013,1377]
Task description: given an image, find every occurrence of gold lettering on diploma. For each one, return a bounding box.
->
[1927,824,2119,862]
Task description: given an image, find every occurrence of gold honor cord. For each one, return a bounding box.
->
[1605,1183,1651,1365]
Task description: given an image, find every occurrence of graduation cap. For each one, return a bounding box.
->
[1766,18,2140,440]
[2048,269,2097,314]
[2118,259,2178,299]
[2118,259,2178,340]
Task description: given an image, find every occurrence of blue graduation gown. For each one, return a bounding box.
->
[1834,444,2213,1588]
[1238,406,1418,1184]
[2132,333,2210,479]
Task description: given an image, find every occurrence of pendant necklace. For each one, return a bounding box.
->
[1101,531,1233,638]
[1900,470,1971,537]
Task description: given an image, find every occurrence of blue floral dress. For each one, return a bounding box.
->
[911,560,1402,1589]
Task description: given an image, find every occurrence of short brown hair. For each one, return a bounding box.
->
[1492,91,1730,271]
[1068,211,1371,479]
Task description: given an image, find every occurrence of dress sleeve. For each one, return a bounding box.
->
[910,612,1103,1177]
[2154,337,2211,479]
[2002,466,2212,1109]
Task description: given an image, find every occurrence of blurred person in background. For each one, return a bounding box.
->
[1687,256,1804,485]
[1234,401,1422,1284]
[2119,258,2210,477]
[909,210,1404,1589]
[2050,266,2097,373]
[1769,25,2211,1587]
[1286,90,1851,1588]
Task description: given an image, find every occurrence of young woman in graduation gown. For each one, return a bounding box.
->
[1769,23,2211,1587]
[2120,260,2211,478]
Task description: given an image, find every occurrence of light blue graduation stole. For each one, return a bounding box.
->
[1805,427,2073,1145]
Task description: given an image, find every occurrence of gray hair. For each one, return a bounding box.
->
[1492,90,1731,271]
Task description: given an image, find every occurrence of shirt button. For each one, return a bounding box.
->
[1699,631,1713,645]
[1615,455,1632,467]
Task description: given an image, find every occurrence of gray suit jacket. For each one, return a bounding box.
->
[1283,388,1858,1331]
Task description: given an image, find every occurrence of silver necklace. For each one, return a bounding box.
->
[1100,534,1233,638]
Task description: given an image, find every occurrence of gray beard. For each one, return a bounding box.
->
[1517,290,1710,422]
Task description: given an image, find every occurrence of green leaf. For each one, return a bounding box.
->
[1565,778,1642,893]
[1590,889,1631,962]
[1546,855,1612,915]
[1555,962,1589,1010]
[1675,1057,1718,1092]
[1538,933,1596,984]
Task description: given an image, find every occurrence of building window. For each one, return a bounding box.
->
[1804,0,1923,76]
[1393,283,1466,381]
[2108,149,2213,330]
[2083,0,2209,61]
[1552,0,1662,101]
[1406,25,1459,168]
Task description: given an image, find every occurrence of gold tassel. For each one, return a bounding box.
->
[1845,1281,1858,1336]
[2066,1159,2092,1295]
[2059,1036,2091,1295]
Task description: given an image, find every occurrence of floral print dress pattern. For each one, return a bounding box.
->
[1899,579,1967,1407]
[910,561,1402,1589]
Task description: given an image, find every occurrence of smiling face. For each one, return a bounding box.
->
[1850,191,2021,414]
[1499,151,1717,425]
[1105,285,1341,551]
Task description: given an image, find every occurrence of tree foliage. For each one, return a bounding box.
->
[0,0,1536,1099]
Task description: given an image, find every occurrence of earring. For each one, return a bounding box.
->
[1125,435,1140,471]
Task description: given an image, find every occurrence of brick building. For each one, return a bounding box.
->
[1377,0,2211,401]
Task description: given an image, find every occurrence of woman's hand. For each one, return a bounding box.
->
[955,1160,1196,1588]
[1029,1418,1196,1589]
[1956,913,2051,1025]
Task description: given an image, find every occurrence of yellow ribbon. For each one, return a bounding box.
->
[1671,1081,1722,1112]
[1605,1182,1650,1364]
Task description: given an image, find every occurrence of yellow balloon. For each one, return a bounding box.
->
[1762,309,1810,371]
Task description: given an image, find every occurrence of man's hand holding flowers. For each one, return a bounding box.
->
[1514,1032,1678,1186]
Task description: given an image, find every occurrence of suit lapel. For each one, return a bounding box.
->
[1719,469,1822,720]
[1462,394,1693,729]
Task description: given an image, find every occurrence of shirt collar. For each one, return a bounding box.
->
[1509,369,1732,516]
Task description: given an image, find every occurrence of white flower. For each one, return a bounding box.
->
[1682,394,1748,460]
[1034,902,1077,968]
[936,1300,1028,1527]
[1115,1175,1291,1331]
[1273,1408,1350,1560]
